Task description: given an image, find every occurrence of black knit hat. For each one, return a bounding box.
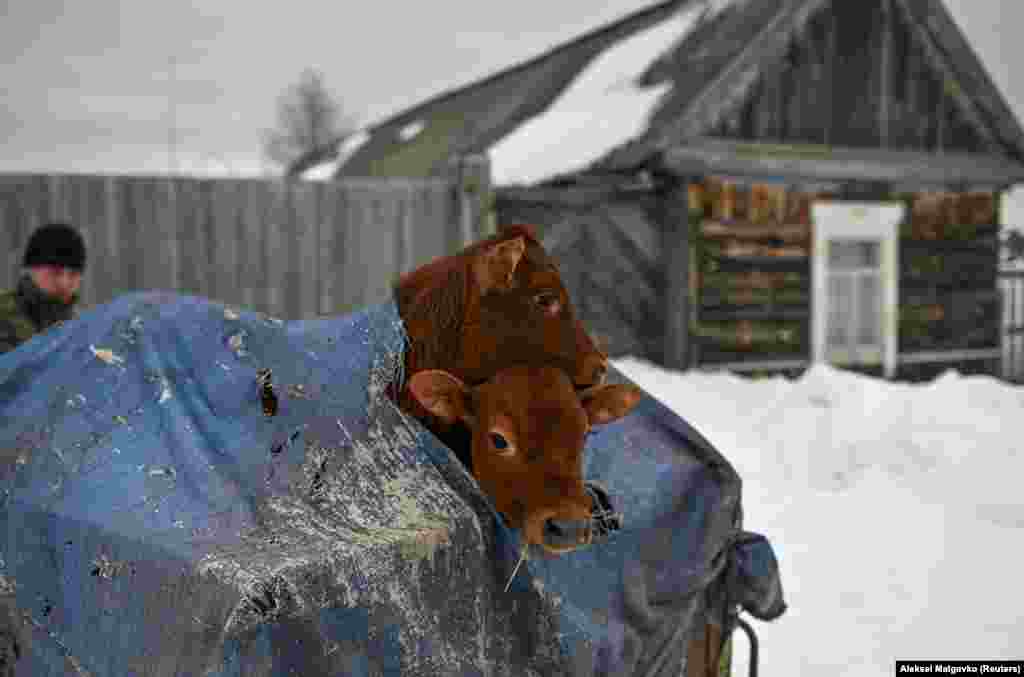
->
[23,222,87,271]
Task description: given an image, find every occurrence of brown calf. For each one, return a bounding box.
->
[394,224,608,464]
[407,365,641,554]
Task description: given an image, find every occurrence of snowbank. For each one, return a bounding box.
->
[612,358,1024,675]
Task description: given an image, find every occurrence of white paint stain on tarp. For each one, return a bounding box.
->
[227,331,247,358]
[192,321,499,671]
[157,377,173,403]
[197,434,478,669]
[379,472,453,562]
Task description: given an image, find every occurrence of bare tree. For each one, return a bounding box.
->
[263,69,355,174]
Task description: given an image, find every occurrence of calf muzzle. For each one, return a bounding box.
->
[541,517,592,553]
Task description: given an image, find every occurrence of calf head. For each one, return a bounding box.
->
[408,366,642,554]
[395,224,608,393]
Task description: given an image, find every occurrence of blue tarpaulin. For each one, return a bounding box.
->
[0,291,784,676]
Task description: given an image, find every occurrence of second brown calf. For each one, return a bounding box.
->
[408,365,641,554]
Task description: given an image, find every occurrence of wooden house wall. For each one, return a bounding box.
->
[689,177,1002,380]
[499,178,1002,381]
[690,180,812,365]
[897,189,1001,380]
[710,0,993,156]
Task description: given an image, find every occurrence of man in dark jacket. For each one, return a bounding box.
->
[0,222,86,354]
[0,223,86,673]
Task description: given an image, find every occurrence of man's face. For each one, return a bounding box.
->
[29,265,82,304]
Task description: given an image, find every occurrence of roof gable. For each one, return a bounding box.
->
[603,0,1024,170]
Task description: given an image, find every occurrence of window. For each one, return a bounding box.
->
[826,240,883,357]
[812,202,903,377]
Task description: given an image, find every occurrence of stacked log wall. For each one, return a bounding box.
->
[690,178,1001,378]
[690,178,814,366]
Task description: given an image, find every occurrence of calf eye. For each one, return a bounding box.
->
[533,292,562,315]
[490,432,509,450]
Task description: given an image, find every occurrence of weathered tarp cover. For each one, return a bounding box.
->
[0,292,784,676]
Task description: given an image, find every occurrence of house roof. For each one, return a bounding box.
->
[294,0,1024,186]
[598,0,1024,173]
[291,0,694,180]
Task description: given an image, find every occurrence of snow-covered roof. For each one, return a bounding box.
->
[295,0,697,181]
[489,5,704,186]
[300,0,1024,187]
[300,130,370,181]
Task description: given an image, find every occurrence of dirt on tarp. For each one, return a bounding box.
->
[0,291,784,676]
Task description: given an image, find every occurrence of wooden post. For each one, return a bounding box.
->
[824,8,836,146]
[775,59,786,142]
[663,180,692,370]
[937,93,947,154]
[446,153,493,245]
[880,0,893,148]
[906,14,922,149]
[465,153,494,240]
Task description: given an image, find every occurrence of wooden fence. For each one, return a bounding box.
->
[0,174,483,319]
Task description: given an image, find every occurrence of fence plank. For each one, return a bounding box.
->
[65,175,108,308]
[47,174,72,223]
[290,182,319,319]
[411,183,453,269]
[318,182,346,316]
[156,177,180,293]
[116,178,146,294]
[174,178,209,299]
[262,181,289,318]
[0,179,14,290]
[372,185,402,304]
[209,179,243,308]
[0,176,43,289]
[339,185,363,312]
[240,180,268,313]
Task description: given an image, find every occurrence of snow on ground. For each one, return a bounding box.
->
[611,358,1024,675]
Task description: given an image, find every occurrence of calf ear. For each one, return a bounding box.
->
[472,236,526,295]
[581,384,643,426]
[408,370,472,425]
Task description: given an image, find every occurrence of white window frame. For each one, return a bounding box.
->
[812,201,903,378]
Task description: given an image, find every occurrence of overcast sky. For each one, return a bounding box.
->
[1,0,1022,180]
